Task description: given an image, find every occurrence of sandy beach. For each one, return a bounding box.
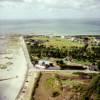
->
[0,36,28,100]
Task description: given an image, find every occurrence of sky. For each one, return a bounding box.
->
[0,0,100,20]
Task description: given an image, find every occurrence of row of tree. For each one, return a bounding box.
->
[28,41,100,65]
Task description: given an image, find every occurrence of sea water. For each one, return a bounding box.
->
[0,19,100,35]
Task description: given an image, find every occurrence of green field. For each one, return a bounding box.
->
[25,36,100,68]
[33,72,100,100]
[29,36,83,48]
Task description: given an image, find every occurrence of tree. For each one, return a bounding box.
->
[82,74,100,100]
[83,37,90,51]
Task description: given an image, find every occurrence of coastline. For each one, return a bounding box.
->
[0,32,100,38]
[0,34,100,100]
[0,36,28,100]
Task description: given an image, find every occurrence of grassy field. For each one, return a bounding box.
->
[26,36,100,68]
[33,72,96,100]
[73,59,91,65]
[29,36,84,49]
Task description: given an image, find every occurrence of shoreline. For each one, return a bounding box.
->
[0,36,29,100]
[0,33,100,37]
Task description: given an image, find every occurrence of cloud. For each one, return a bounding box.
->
[36,0,100,10]
[0,0,24,2]
[0,0,100,19]
[0,0,100,9]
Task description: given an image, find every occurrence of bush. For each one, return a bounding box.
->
[82,74,100,100]
[52,91,60,97]
[97,61,100,70]
[56,60,64,65]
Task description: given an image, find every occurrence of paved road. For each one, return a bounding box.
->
[0,36,28,100]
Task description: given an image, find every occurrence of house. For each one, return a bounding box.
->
[34,60,60,70]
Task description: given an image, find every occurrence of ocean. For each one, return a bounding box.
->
[0,19,100,35]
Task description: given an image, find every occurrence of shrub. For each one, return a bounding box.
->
[82,74,100,100]
[52,91,60,97]
[97,61,100,70]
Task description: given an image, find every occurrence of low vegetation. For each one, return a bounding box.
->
[25,35,100,70]
[82,74,100,100]
[33,72,99,100]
